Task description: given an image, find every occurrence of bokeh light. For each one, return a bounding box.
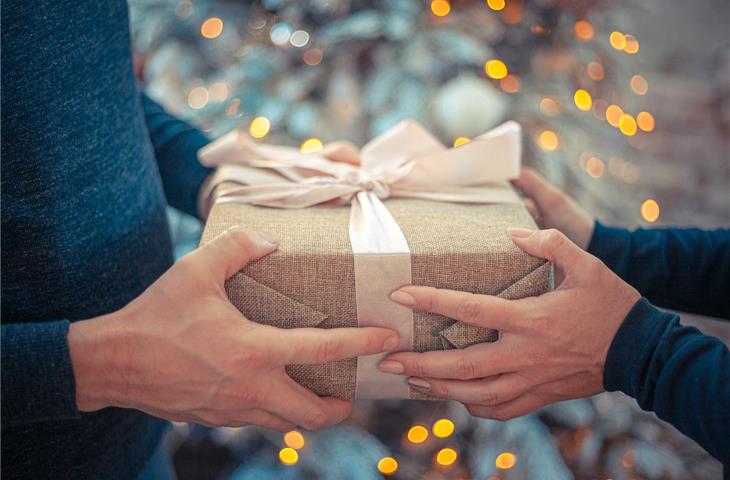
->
[485,59,508,79]
[539,130,559,151]
[377,456,398,475]
[623,34,639,54]
[586,156,605,178]
[500,74,521,93]
[539,97,560,116]
[431,0,451,17]
[605,104,624,127]
[201,17,223,39]
[407,425,429,444]
[187,87,208,109]
[435,448,458,467]
[619,114,638,136]
[249,116,271,139]
[609,31,626,50]
[432,419,455,438]
[574,89,592,111]
[208,82,229,103]
[283,430,305,450]
[587,62,605,81]
[303,48,324,66]
[496,452,517,469]
[641,199,660,222]
[279,447,299,465]
[574,20,594,41]
[630,74,648,95]
[637,111,655,132]
[300,138,324,153]
[453,137,471,147]
[486,0,505,11]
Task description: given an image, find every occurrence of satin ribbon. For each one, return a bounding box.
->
[198,120,522,399]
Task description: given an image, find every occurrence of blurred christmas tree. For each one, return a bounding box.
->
[130,0,728,478]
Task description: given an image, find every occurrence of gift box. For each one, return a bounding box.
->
[198,121,552,400]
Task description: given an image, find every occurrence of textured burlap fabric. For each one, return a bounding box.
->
[201,184,552,399]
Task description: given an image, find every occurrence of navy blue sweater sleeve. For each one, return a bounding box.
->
[1,322,80,426]
[140,93,211,218]
[604,298,730,464]
[588,222,730,319]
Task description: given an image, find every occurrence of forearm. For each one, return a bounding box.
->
[604,298,730,464]
[588,222,730,319]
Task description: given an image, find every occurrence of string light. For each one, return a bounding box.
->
[279,447,299,465]
[300,138,324,153]
[574,20,594,41]
[432,419,455,438]
[538,130,559,151]
[283,430,305,450]
[431,0,451,17]
[435,448,458,467]
[377,457,398,475]
[609,31,626,50]
[486,0,505,11]
[637,111,655,132]
[407,425,429,443]
[587,62,604,81]
[200,17,223,39]
[495,452,517,469]
[249,116,271,139]
[574,89,592,111]
[500,74,521,93]
[605,104,624,127]
[619,114,637,136]
[630,74,648,95]
[642,199,661,223]
[485,59,508,79]
[453,137,471,147]
[623,34,639,54]
[187,86,209,109]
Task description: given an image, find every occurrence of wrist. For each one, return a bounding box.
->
[68,310,135,411]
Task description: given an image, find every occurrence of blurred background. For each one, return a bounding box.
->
[129,0,730,478]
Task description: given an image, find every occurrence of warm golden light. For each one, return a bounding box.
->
[432,419,455,438]
[574,20,594,41]
[201,17,223,39]
[539,97,560,116]
[641,199,660,222]
[496,452,517,469]
[637,111,655,132]
[586,156,605,179]
[486,0,505,11]
[605,104,624,127]
[574,89,592,111]
[619,114,637,136]
[436,448,458,467]
[249,116,271,139]
[630,74,648,95]
[431,0,451,17]
[279,447,299,465]
[501,3,523,24]
[300,137,324,153]
[623,34,639,54]
[407,425,429,444]
[500,74,521,93]
[284,430,305,450]
[587,62,604,81]
[485,59,508,79]
[377,457,398,475]
[539,130,559,151]
[453,137,471,148]
[187,87,209,110]
[609,31,626,50]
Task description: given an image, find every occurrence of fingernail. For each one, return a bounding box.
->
[378,360,404,374]
[506,227,534,238]
[247,230,280,247]
[390,290,415,306]
[382,336,400,352]
[407,378,431,391]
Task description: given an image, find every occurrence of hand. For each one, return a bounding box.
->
[380,228,639,421]
[69,228,398,431]
[512,167,595,249]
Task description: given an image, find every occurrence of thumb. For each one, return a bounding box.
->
[506,228,583,271]
[194,227,279,281]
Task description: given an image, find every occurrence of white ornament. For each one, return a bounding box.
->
[432,75,508,139]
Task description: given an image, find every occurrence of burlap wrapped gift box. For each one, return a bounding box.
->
[198,121,552,400]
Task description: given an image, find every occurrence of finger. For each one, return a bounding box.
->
[407,373,532,406]
[281,326,399,365]
[465,391,548,421]
[511,167,566,212]
[380,341,519,380]
[266,375,351,430]
[506,228,584,271]
[390,286,524,332]
[191,227,279,281]
[322,141,361,165]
